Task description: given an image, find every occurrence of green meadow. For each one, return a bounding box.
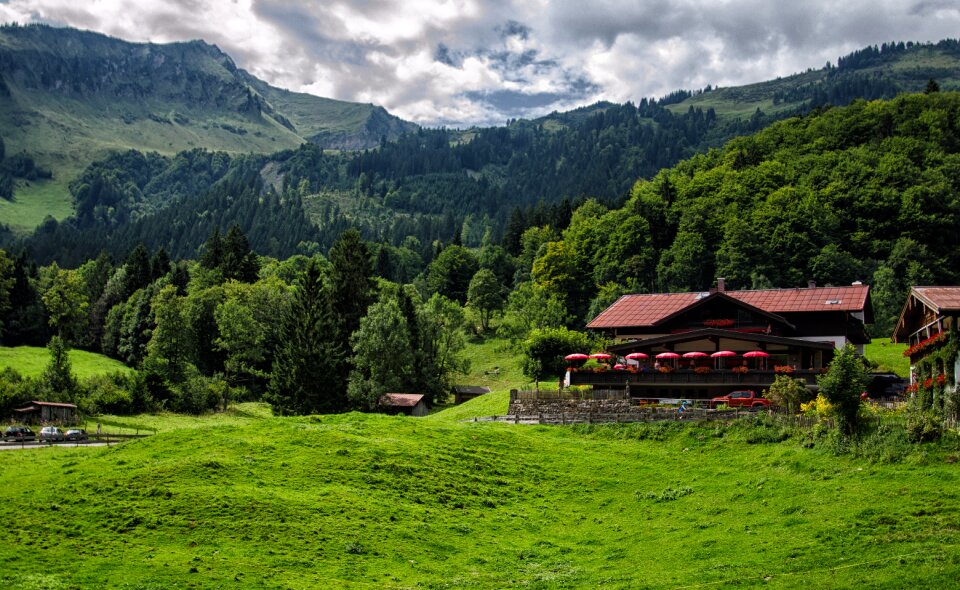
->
[0,346,132,379]
[864,339,910,377]
[1,399,958,589]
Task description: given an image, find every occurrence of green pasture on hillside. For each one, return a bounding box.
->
[864,338,910,377]
[1,401,958,589]
[0,346,132,379]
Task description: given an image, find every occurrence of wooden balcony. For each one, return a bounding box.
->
[569,369,822,389]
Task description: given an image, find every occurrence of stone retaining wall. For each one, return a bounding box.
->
[508,398,633,417]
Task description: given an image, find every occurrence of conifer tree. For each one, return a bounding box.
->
[123,242,152,298]
[222,224,260,282]
[329,229,376,347]
[199,227,225,271]
[267,260,345,414]
[149,248,171,282]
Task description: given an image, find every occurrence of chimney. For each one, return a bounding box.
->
[808,280,816,289]
[717,277,726,293]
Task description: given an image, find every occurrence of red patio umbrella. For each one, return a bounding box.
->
[711,349,737,369]
[589,353,613,360]
[613,364,627,370]
[682,352,708,358]
[655,352,681,359]
[564,353,590,361]
[743,350,769,369]
[625,352,649,360]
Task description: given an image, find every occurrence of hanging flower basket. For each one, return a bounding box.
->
[694,366,711,374]
[731,366,748,375]
[774,365,795,375]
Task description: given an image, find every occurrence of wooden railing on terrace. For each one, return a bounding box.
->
[568,369,823,387]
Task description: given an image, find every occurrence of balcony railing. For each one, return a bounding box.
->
[569,369,823,388]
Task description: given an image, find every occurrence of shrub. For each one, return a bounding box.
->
[766,375,812,413]
[78,372,135,415]
[856,424,913,463]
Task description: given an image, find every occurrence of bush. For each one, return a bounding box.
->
[855,424,913,463]
[78,372,135,415]
[766,375,813,413]
[906,408,943,442]
[171,375,223,415]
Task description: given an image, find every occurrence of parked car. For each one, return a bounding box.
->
[38,426,65,442]
[64,429,88,441]
[710,390,771,409]
[3,426,36,442]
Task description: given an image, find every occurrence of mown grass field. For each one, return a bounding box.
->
[864,338,910,377]
[0,346,132,379]
[1,400,959,589]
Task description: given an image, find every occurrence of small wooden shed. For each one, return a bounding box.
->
[379,393,429,417]
[452,385,491,405]
[14,401,78,424]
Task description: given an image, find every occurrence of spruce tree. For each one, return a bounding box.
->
[222,224,260,282]
[267,260,345,414]
[149,248,171,282]
[123,242,152,298]
[199,227,225,271]
[329,229,375,347]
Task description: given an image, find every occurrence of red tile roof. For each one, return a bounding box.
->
[912,286,960,312]
[587,285,871,329]
[380,393,425,408]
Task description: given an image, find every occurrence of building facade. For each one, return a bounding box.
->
[892,286,960,393]
[573,281,873,400]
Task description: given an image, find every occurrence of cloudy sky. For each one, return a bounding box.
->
[2,0,959,127]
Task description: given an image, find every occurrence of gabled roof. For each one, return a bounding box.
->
[910,286,960,313]
[733,285,871,315]
[17,401,78,409]
[587,285,871,330]
[380,393,425,408]
[892,286,960,342]
[452,385,491,395]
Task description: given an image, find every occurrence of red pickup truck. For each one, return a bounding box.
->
[710,390,771,409]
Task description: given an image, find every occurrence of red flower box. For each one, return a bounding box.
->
[904,332,947,357]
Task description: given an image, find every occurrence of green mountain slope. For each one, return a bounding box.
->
[0,24,416,230]
[667,39,960,122]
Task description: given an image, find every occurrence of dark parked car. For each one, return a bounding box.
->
[3,426,36,442]
[39,426,65,442]
[64,429,88,441]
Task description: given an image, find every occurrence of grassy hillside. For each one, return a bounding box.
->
[0,407,957,588]
[0,24,415,232]
[667,41,960,120]
[0,346,131,379]
[865,339,910,377]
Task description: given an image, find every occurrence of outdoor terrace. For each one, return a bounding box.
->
[569,368,823,389]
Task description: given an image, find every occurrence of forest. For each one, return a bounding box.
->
[1,89,959,423]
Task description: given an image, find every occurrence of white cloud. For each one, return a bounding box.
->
[2,0,960,126]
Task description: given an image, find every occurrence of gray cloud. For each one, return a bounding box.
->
[2,0,959,126]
